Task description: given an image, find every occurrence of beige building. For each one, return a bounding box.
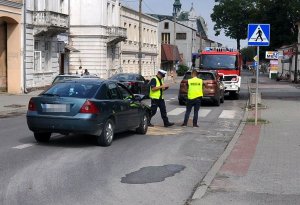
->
[0,0,23,93]
[120,6,160,78]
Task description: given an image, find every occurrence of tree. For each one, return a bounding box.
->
[211,0,256,50]
[253,0,300,50]
[241,46,256,63]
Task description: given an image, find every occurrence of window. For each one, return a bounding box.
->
[161,33,170,44]
[118,85,132,99]
[108,83,120,99]
[34,51,41,72]
[176,33,187,40]
[34,40,39,50]
[164,22,169,29]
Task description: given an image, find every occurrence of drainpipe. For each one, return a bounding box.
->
[23,0,27,93]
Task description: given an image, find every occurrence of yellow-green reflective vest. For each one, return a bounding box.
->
[188,77,203,99]
[149,77,163,99]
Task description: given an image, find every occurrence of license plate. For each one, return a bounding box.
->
[42,104,70,112]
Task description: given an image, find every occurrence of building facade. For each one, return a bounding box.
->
[25,0,69,92]
[69,0,126,78]
[120,6,160,78]
[0,0,23,93]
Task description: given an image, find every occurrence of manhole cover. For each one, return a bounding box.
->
[121,164,185,184]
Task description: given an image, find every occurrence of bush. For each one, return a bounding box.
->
[176,64,189,76]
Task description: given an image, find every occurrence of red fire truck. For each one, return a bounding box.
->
[199,47,243,99]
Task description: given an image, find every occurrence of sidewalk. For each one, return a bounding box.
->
[191,74,300,204]
[0,90,42,115]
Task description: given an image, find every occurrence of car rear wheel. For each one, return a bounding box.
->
[136,113,148,134]
[220,92,225,103]
[34,132,51,143]
[214,96,221,106]
[97,119,114,146]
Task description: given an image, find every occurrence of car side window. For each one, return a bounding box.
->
[108,83,121,99]
[118,84,132,99]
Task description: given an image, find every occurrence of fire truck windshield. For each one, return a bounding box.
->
[200,55,237,70]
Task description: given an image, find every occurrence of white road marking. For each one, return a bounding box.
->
[170,97,176,100]
[165,100,170,102]
[198,109,211,117]
[168,108,186,115]
[12,143,35,149]
[219,110,236,119]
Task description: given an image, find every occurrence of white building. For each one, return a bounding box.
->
[25,0,69,91]
[120,6,160,78]
[69,0,126,78]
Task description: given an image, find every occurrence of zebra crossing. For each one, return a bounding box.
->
[167,108,239,119]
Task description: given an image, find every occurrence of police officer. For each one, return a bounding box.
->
[181,69,203,127]
[149,69,174,127]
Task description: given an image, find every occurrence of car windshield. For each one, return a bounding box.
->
[110,74,135,81]
[200,55,237,70]
[43,82,100,98]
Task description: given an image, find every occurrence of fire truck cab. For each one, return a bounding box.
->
[199,47,243,99]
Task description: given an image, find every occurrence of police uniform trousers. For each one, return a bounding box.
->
[183,97,202,125]
[150,99,169,124]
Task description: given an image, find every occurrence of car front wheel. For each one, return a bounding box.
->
[34,132,51,143]
[97,119,114,146]
[136,113,148,134]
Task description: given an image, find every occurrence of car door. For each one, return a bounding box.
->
[117,83,141,128]
[107,83,129,132]
[137,75,149,96]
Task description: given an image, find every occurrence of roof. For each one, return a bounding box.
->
[161,44,180,61]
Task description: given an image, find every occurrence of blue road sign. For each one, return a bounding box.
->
[248,24,270,46]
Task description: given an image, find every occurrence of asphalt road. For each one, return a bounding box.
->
[0,77,249,205]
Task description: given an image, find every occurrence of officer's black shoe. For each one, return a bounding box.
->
[193,124,199,128]
[148,123,154,127]
[164,122,174,127]
[181,123,187,127]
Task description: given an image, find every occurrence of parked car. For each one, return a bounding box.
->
[51,74,99,84]
[178,70,225,106]
[109,73,150,97]
[26,78,151,146]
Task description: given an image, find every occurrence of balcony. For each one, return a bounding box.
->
[106,27,127,45]
[32,11,69,36]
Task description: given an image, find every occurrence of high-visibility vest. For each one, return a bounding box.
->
[149,77,163,99]
[188,77,203,100]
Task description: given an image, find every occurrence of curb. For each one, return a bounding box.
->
[190,100,249,201]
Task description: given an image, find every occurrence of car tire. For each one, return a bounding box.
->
[34,132,51,143]
[214,96,221,106]
[220,92,225,103]
[136,113,148,134]
[97,119,114,146]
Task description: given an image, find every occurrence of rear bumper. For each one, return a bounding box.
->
[178,93,216,102]
[27,115,104,136]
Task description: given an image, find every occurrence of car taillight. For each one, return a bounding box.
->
[80,100,99,114]
[127,82,136,86]
[28,99,36,111]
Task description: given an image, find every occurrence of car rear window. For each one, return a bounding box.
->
[183,72,215,80]
[43,82,100,98]
[198,73,215,80]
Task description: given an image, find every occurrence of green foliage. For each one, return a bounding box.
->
[241,47,256,63]
[211,0,300,50]
[211,0,256,50]
[176,64,189,76]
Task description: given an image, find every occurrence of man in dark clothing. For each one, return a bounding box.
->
[149,69,174,127]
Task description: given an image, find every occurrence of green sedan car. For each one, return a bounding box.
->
[26,79,151,146]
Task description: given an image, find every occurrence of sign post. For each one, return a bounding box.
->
[248,24,270,125]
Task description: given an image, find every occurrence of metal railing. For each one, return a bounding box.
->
[32,11,68,28]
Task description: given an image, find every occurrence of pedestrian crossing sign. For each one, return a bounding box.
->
[247,24,270,46]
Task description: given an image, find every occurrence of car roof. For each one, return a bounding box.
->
[53,78,122,85]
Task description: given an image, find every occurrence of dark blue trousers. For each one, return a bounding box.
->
[183,98,201,125]
[150,99,169,125]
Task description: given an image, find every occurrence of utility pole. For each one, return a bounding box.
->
[173,12,176,73]
[138,0,142,75]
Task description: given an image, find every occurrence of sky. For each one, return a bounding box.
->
[119,0,247,49]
